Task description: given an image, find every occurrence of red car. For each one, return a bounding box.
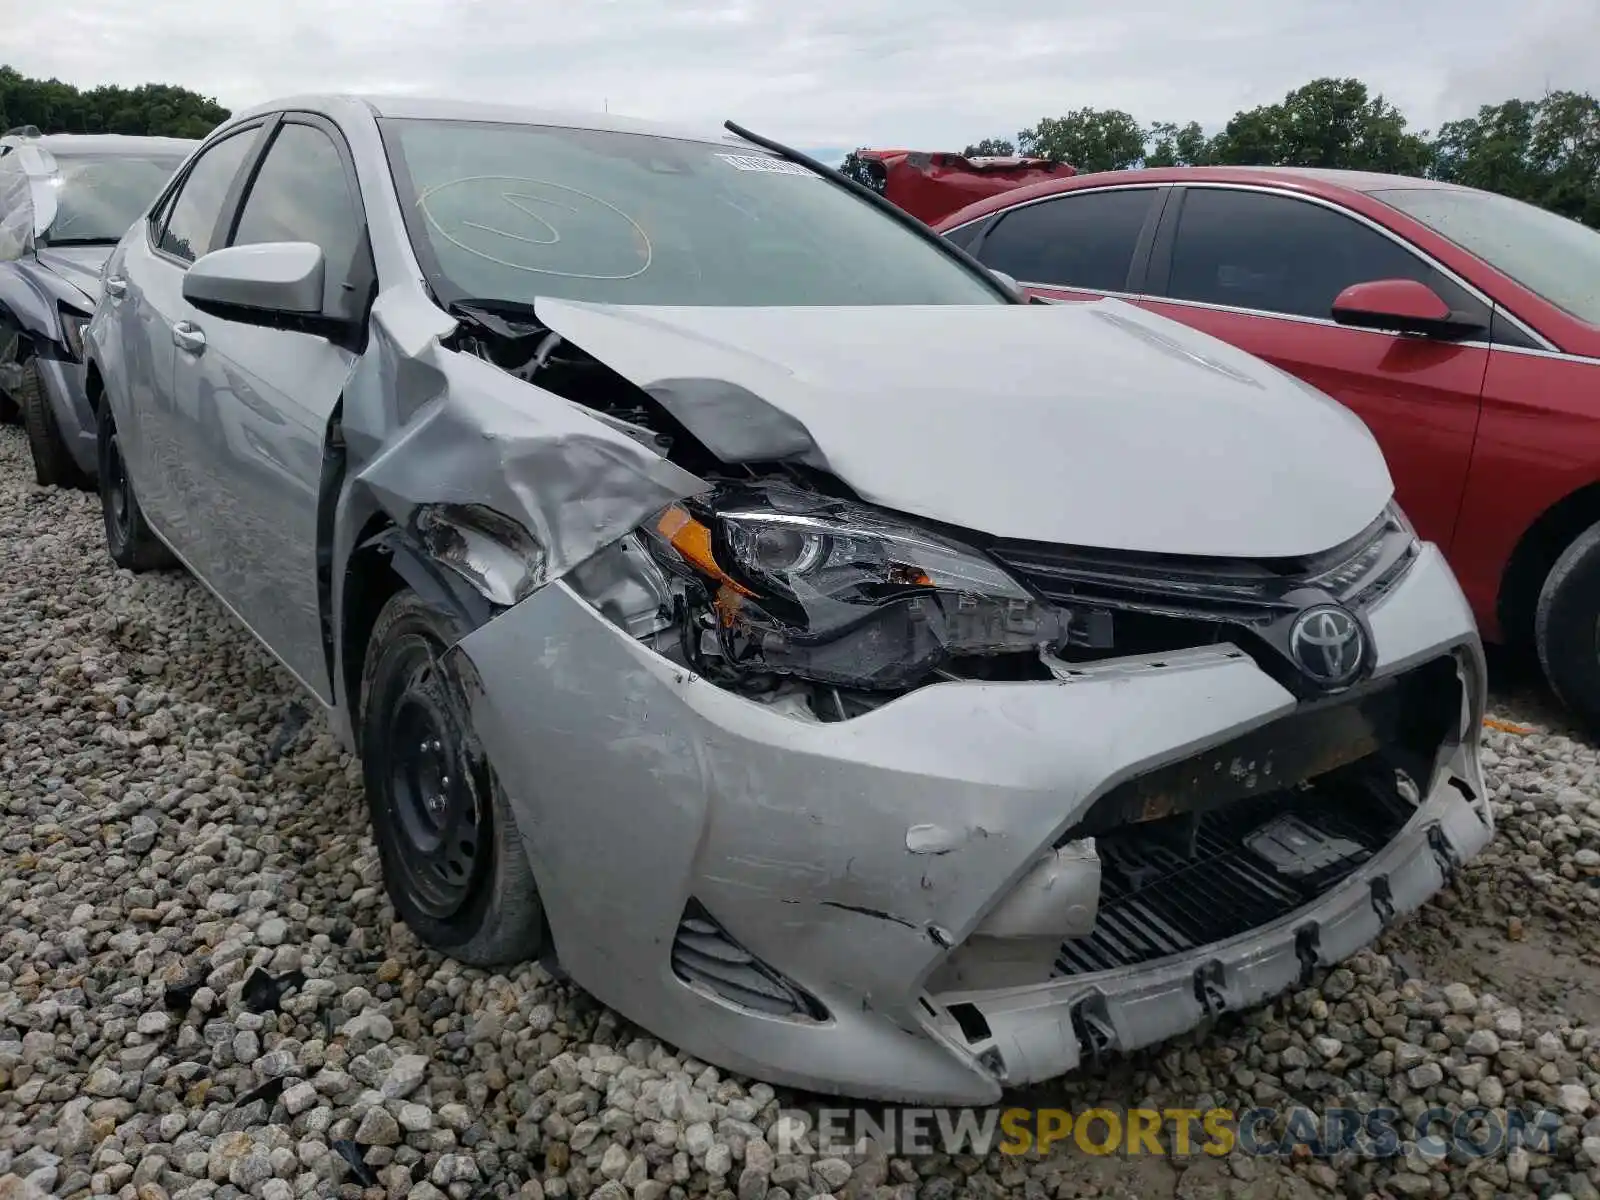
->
[935,167,1600,726]
[846,148,1072,224]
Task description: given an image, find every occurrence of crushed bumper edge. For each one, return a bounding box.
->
[34,355,97,476]
[937,766,1493,1089]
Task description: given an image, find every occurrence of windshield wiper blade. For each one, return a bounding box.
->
[39,236,120,247]
[722,119,1022,305]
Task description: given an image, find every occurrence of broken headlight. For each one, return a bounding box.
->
[646,482,1094,690]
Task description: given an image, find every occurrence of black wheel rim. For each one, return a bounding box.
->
[105,431,132,543]
[380,648,485,920]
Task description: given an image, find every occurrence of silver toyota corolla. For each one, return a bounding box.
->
[83,94,1492,1104]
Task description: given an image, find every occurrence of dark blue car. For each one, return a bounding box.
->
[0,128,195,485]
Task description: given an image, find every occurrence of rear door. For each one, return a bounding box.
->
[165,113,373,700]
[961,185,1167,303]
[1139,185,1492,552]
[111,123,264,547]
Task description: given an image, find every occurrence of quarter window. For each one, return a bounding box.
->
[1165,188,1476,321]
[942,221,986,253]
[231,121,364,312]
[976,189,1157,292]
[158,129,256,263]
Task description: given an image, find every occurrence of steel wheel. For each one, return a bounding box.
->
[104,428,132,544]
[380,659,486,920]
[95,402,175,572]
[359,588,545,966]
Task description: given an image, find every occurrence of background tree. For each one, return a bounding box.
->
[1145,120,1211,167]
[1432,98,1544,197]
[1432,91,1600,226]
[961,137,1016,157]
[1207,78,1433,174]
[1527,91,1600,227]
[17,61,1593,229]
[1016,107,1146,172]
[0,66,228,139]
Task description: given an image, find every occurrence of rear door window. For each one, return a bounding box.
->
[942,220,987,252]
[974,189,1158,292]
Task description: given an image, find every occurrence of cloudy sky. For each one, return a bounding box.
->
[13,0,1600,160]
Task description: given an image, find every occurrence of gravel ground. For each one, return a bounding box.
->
[4,422,1600,1200]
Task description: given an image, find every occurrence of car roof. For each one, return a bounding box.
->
[3,132,199,158]
[1145,164,1465,193]
[937,163,1470,229]
[230,93,756,150]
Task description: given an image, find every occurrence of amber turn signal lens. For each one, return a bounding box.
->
[656,506,757,597]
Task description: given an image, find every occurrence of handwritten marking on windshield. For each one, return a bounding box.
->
[416,174,653,280]
[461,191,570,246]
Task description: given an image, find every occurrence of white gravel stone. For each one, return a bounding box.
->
[683,1121,716,1157]
[1559,1083,1596,1115]
[704,1143,733,1177]
[398,1102,434,1132]
[379,1052,429,1098]
[1442,981,1477,1013]
[599,1144,629,1180]
[282,1081,319,1115]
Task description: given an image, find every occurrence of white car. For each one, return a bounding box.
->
[83,93,1492,1103]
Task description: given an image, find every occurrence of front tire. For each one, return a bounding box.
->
[96,401,176,571]
[1535,517,1600,733]
[20,357,90,489]
[359,589,545,967]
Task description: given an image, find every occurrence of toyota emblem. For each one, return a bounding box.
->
[1287,604,1366,687]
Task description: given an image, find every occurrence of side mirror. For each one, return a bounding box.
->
[1331,278,1486,341]
[183,241,345,336]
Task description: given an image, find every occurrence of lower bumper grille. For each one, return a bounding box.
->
[1055,775,1413,976]
[672,901,827,1020]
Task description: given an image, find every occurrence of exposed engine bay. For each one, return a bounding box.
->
[451,301,1420,729]
[452,303,1120,716]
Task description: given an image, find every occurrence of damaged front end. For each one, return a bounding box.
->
[354,293,1490,1104]
[638,483,1109,702]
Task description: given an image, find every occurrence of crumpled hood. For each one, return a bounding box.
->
[532,296,1393,559]
[34,246,112,306]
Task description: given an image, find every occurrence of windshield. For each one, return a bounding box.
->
[379,118,1005,307]
[40,151,189,245]
[1374,186,1600,327]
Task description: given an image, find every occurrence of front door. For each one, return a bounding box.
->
[166,114,372,699]
[1138,186,1492,552]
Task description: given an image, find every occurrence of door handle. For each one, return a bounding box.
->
[172,322,206,354]
[104,276,127,299]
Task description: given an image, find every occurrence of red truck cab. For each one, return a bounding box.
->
[844,149,1073,225]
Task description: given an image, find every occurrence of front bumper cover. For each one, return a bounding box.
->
[446,543,1490,1103]
[34,354,97,476]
